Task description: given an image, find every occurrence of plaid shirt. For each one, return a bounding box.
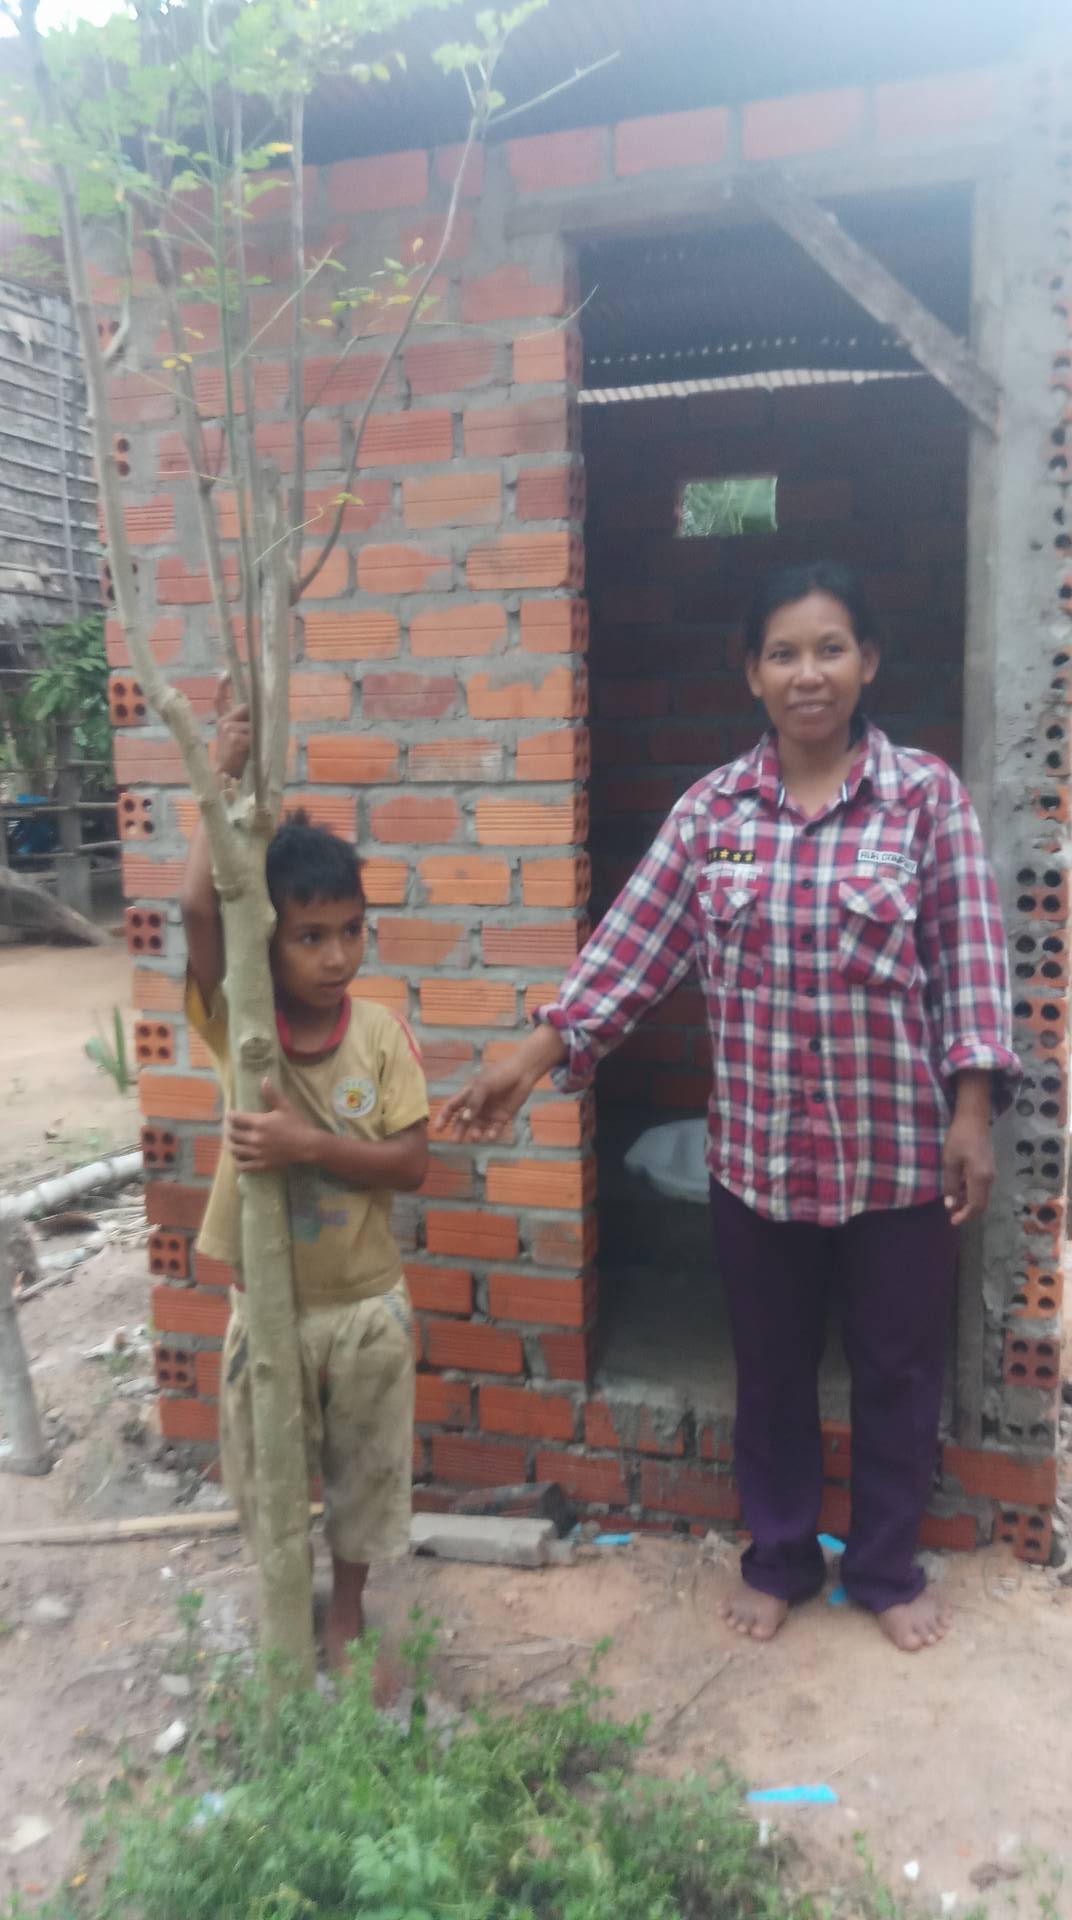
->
[541,724,1019,1225]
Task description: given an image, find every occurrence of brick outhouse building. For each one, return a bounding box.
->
[108,0,1070,1558]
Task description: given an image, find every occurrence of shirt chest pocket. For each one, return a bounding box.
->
[837,875,920,991]
[700,876,767,991]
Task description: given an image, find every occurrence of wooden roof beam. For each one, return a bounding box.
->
[742,168,1000,435]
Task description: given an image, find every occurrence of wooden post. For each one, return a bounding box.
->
[0,1218,50,1477]
[53,722,92,920]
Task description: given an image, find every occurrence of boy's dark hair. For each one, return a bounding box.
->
[266,812,365,915]
[742,561,878,658]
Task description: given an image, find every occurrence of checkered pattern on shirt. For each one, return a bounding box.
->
[540,725,1019,1226]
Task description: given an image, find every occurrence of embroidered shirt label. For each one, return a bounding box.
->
[706,849,757,867]
[332,1074,377,1120]
[857,848,919,876]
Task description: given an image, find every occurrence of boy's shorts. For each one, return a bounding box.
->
[219,1277,415,1566]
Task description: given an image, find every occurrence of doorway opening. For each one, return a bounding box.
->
[578,191,972,1433]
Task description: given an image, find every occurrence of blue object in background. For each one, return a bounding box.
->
[827,1583,849,1607]
[817,1534,845,1555]
[747,1785,839,1807]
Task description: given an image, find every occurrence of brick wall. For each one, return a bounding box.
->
[584,379,968,1277]
[96,57,1061,1555]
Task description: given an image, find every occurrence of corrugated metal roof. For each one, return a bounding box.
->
[580,188,971,388]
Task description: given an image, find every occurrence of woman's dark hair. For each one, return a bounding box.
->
[266,811,365,914]
[742,561,877,658]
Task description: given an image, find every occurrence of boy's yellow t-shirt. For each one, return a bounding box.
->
[187,981,429,1308]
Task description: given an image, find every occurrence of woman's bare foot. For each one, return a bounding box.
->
[876,1587,951,1653]
[718,1578,790,1641]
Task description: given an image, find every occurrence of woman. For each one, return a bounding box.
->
[439,562,1018,1654]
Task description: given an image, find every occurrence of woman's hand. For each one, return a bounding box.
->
[436,1026,568,1142]
[942,1072,994,1227]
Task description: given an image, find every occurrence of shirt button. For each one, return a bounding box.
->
[805,986,818,998]
[801,931,814,946]
[809,1038,821,1053]
[804,823,818,836]
[801,878,814,890]
[811,1088,825,1102]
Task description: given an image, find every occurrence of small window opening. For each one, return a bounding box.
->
[677,474,778,538]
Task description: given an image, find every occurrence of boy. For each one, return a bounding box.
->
[180,689,428,1670]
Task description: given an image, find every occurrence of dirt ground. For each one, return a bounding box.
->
[2,943,1072,1917]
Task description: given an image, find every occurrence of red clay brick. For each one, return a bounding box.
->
[425,1210,519,1262]
[614,107,729,176]
[467,666,586,722]
[295,547,350,600]
[405,1262,473,1317]
[517,464,585,522]
[410,603,507,658]
[434,142,485,197]
[327,149,428,212]
[487,1271,588,1327]
[467,532,582,592]
[192,1135,221,1178]
[432,1433,528,1485]
[944,1444,1057,1508]
[304,610,399,661]
[535,1450,628,1506]
[463,396,572,460]
[528,1216,597,1269]
[159,1397,218,1444]
[640,1463,740,1520]
[307,736,399,784]
[121,854,184,900]
[585,1401,686,1457]
[403,472,501,530]
[530,1099,588,1149]
[356,410,453,468]
[357,545,451,595]
[347,977,409,1018]
[132,970,185,1014]
[519,598,589,654]
[513,328,583,387]
[280,794,358,837]
[505,127,608,194]
[363,672,458,721]
[476,797,586,848]
[106,370,174,425]
[419,1155,475,1201]
[480,1385,576,1441]
[140,1074,221,1122]
[419,1039,474,1090]
[145,1183,207,1231]
[539,1330,593,1382]
[515,729,591,782]
[420,980,515,1028]
[874,68,1004,145]
[194,1349,221,1399]
[252,420,340,472]
[920,1510,980,1553]
[106,615,183,671]
[363,859,409,906]
[377,917,467,967]
[404,340,497,396]
[410,739,504,782]
[420,856,511,906]
[485,1158,592,1211]
[123,496,175,544]
[482,923,583,969]
[461,264,571,325]
[301,355,386,409]
[151,1284,230,1340]
[300,480,393,537]
[521,854,591,908]
[415,1375,471,1427]
[370,796,460,845]
[194,1252,236,1290]
[742,87,865,161]
[425,1320,525,1376]
[288,673,352,722]
[401,206,476,267]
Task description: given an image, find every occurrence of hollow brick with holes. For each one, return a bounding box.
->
[521,855,591,908]
[148,1232,189,1280]
[534,1450,629,1507]
[1010,1265,1064,1319]
[463,397,574,461]
[154,1344,195,1392]
[109,676,148,727]
[516,464,587,523]
[994,1506,1053,1564]
[124,908,165,956]
[119,793,155,840]
[140,1126,177,1171]
[1003,1333,1060,1391]
[135,1021,175,1066]
[304,611,399,661]
[476,796,587,847]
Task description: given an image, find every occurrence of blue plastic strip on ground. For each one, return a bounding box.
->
[817,1534,845,1555]
[591,1533,633,1547]
[747,1785,839,1807]
[827,1583,849,1607]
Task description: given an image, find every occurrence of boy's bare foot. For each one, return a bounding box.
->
[717,1579,790,1641]
[324,1592,364,1674]
[876,1588,951,1652]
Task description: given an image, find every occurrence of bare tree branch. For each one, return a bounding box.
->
[261,467,291,820]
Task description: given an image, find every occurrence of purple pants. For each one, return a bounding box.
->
[709,1181,957,1614]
